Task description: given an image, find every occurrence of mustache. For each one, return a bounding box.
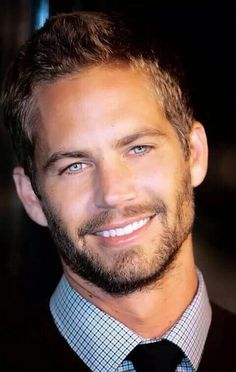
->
[78,200,167,236]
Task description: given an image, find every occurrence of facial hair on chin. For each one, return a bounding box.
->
[43,173,194,296]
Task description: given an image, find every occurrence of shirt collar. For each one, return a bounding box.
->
[50,270,211,371]
[164,269,212,370]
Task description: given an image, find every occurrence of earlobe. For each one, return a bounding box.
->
[189,122,208,187]
[13,166,48,227]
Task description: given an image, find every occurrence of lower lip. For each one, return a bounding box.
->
[90,216,155,247]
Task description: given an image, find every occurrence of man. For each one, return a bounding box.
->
[1,11,236,372]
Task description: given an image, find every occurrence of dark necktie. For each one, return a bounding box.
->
[125,339,184,372]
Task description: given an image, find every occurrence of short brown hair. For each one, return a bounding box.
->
[1,11,194,178]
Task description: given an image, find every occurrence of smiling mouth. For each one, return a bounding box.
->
[94,217,152,238]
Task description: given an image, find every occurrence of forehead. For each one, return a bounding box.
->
[34,65,174,156]
[36,64,158,111]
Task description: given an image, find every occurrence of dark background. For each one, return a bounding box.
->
[1,1,236,325]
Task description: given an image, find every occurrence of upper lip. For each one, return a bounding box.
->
[92,214,155,234]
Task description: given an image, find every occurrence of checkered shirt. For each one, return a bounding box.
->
[50,270,211,371]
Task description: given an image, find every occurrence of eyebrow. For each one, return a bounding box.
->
[43,128,165,172]
[43,150,91,172]
[114,128,165,148]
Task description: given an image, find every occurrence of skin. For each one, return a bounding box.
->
[13,65,208,338]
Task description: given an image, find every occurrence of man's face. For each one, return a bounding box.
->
[34,65,194,295]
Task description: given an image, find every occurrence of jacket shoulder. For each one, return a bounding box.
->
[198,302,236,371]
[1,306,90,372]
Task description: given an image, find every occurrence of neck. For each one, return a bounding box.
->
[64,235,197,338]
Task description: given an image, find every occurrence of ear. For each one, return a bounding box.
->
[13,166,48,227]
[189,121,208,187]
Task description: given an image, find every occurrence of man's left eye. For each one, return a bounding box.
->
[130,145,150,155]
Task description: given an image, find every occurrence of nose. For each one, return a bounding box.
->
[94,161,137,209]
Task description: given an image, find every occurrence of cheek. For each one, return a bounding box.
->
[135,162,175,200]
[41,178,95,227]
[139,159,188,221]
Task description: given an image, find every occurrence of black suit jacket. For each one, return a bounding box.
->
[1,302,236,371]
[198,302,236,371]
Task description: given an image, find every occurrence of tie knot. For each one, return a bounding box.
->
[125,339,184,372]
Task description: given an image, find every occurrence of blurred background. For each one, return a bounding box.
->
[0,1,235,326]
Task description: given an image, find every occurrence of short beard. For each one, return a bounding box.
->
[43,172,194,297]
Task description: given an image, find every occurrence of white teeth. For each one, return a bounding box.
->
[110,229,116,237]
[95,217,150,238]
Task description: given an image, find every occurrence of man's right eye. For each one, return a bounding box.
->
[60,162,87,175]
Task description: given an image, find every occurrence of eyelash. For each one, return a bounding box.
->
[59,145,153,175]
[129,145,152,155]
[59,162,87,175]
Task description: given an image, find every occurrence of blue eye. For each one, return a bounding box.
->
[59,161,90,176]
[64,162,86,174]
[68,163,83,172]
[130,145,150,155]
[134,146,145,153]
